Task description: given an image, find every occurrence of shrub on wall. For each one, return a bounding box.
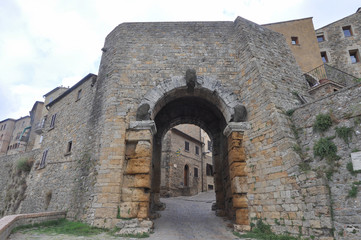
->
[16,158,34,173]
[313,137,339,162]
[313,114,332,132]
[335,126,353,145]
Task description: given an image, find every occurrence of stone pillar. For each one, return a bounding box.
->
[151,138,162,210]
[223,122,250,231]
[121,121,156,219]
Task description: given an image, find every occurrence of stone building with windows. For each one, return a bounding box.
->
[316,8,361,78]
[160,124,214,197]
[0,9,361,240]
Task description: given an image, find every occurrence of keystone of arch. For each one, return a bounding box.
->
[137,74,246,123]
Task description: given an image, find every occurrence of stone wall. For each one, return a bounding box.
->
[317,11,361,78]
[18,75,98,223]
[0,150,40,217]
[291,83,361,240]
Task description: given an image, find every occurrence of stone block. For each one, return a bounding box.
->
[235,209,249,225]
[228,147,246,164]
[230,162,247,179]
[125,157,151,174]
[134,141,152,158]
[126,130,152,142]
[121,187,150,202]
[231,176,248,194]
[233,194,248,208]
[137,202,150,219]
[119,202,139,218]
[234,224,251,232]
[123,174,151,188]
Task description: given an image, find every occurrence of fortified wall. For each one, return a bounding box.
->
[0,15,360,240]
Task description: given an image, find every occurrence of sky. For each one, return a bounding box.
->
[0,0,360,120]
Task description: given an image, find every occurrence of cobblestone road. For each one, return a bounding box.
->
[9,191,245,240]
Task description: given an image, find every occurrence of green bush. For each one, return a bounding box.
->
[335,126,353,145]
[348,185,358,198]
[313,138,338,162]
[346,162,361,176]
[16,158,33,172]
[313,114,332,132]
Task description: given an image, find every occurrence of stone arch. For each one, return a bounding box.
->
[127,72,250,230]
[136,74,245,124]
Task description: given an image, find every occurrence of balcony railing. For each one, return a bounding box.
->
[34,121,45,134]
[304,63,358,88]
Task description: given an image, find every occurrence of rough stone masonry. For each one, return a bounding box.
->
[1,16,360,240]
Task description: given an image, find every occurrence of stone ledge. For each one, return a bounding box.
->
[0,211,66,240]
[223,122,251,137]
[129,120,157,135]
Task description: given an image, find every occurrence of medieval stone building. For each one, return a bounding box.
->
[1,8,361,240]
[160,124,213,197]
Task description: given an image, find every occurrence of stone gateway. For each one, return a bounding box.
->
[1,13,361,240]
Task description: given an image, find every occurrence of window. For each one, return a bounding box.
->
[291,37,299,45]
[76,89,82,101]
[195,146,199,155]
[208,184,214,190]
[4,124,6,130]
[39,149,48,169]
[343,26,352,37]
[49,114,57,128]
[349,50,360,63]
[39,135,43,144]
[185,141,189,151]
[207,141,212,151]
[206,164,214,176]
[194,167,198,177]
[66,141,72,154]
[317,35,325,42]
[321,52,328,63]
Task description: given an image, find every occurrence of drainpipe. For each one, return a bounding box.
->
[18,126,31,143]
[200,129,204,192]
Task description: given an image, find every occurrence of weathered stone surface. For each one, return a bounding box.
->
[121,188,150,202]
[235,209,249,225]
[232,194,248,208]
[123,174,151,188]
[118,202,139,218]
[125,158,151,174]
[229,162,247,179]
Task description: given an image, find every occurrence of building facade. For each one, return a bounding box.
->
[160,124,214,197]
[316,8,361,78]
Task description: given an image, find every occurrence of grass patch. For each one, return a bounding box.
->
[116,232,150,238]
[234,219,301,240]
[346,162,361,176]
[16,158,33,173]
[12,219,106,236]
[286,109,295,116]
[313,137,339,162]
[313,114,332,132]
[348,185,358,198]
[335,126,353,145]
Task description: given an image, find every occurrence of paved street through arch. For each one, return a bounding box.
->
[149,191,239,240]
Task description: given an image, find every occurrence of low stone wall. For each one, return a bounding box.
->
[0,211,66,240]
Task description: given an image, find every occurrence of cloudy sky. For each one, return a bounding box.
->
[0,0,359,120]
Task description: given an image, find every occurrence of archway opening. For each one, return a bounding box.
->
[150,95,234,221]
